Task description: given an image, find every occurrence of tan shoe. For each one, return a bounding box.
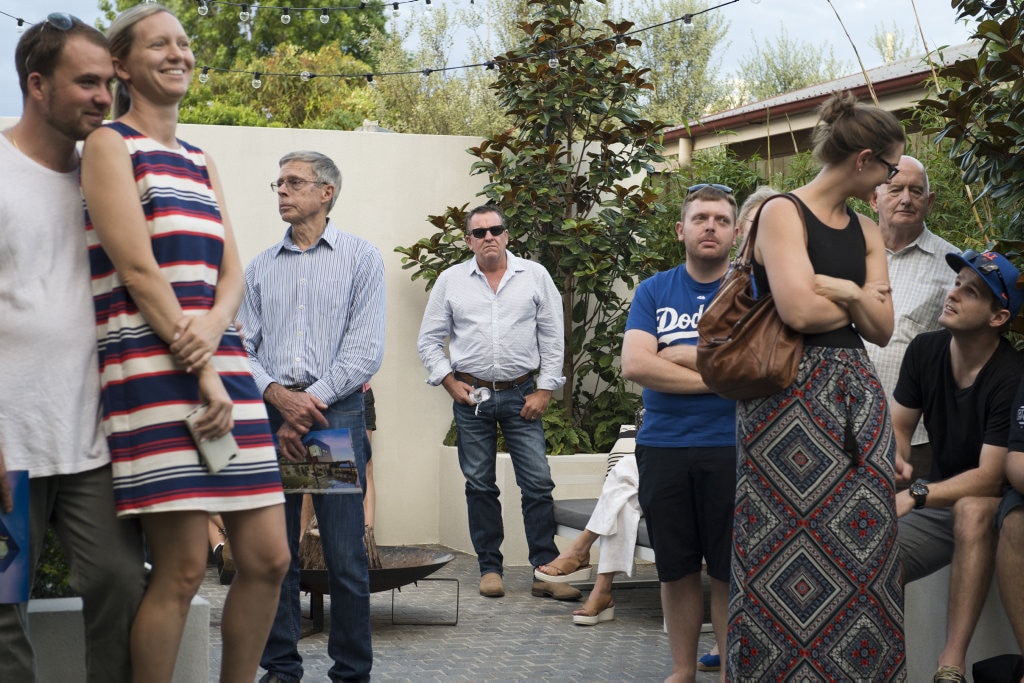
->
[479,572,505,597]
[531,580,582,601]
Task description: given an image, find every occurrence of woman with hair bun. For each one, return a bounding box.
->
[727,91,906,680]
[81,5,289,681]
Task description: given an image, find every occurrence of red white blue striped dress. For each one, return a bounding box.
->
[86,121,284,516]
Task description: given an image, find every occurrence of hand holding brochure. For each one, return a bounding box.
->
[276,427,361,495]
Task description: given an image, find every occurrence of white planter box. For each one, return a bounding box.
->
[28,594,209,682]
[905,565,1017,679]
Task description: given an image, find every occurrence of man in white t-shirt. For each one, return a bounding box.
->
[0,16,145,682]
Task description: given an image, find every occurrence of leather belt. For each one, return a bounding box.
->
[283,383,311,392]
[453,371,532,392]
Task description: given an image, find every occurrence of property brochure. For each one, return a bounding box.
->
[276,427,361,495]
[0,470,30,604]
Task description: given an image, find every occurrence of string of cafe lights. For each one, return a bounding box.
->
[1,0,746,89]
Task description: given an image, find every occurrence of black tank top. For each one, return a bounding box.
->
[753,194,865,348]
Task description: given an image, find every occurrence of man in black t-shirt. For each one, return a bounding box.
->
[893,250,1024,683]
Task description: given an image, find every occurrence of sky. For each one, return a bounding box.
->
[0,0,976,118]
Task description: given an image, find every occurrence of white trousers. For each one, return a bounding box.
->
[586,453,640,576]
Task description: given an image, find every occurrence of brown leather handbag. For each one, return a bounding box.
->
[696,194,804,400]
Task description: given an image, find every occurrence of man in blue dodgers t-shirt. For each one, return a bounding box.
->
[622,183,737,682]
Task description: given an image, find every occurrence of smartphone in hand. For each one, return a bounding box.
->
[185,405,239,474]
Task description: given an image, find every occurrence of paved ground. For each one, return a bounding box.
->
[201,546,721,682]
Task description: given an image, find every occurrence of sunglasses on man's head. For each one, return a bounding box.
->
[469,226,506,239]
[687,183,733,195]
[961,249,1012,304]
[43,12,76,30]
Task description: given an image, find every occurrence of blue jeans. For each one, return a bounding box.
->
[260,391,372,682]
[452,378,558,574]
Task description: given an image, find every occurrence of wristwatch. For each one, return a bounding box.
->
[909,479,929,509]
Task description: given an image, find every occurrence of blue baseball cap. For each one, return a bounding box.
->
[945,250,1024,319]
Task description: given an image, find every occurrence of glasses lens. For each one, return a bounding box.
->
[687,183,733,195]
[45,12,75,30]
[471,226,505,239]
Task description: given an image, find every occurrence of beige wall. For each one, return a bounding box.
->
[3,116,487,548]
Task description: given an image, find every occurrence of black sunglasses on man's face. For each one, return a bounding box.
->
[469,226,506,239]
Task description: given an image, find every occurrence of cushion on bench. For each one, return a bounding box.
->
[553,498,651,549]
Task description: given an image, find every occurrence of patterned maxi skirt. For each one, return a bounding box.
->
[727,345,905,682]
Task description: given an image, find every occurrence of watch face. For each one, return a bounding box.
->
[910,482,927,496]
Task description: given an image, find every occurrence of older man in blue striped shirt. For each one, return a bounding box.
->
[239,151,384,683]
[417,205,577,601]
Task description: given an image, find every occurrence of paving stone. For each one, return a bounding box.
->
[200,545,720,682]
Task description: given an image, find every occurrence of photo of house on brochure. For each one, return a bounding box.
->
[277,427,361,495]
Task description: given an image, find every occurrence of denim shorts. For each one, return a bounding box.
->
[997,487,1024,529]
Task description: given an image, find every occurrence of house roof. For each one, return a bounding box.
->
[663,42,978,142]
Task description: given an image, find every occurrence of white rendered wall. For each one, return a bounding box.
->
[2,116,485,549]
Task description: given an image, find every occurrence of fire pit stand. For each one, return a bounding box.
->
[300,546,458,634]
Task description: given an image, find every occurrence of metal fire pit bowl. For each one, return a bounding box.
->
[300,545,455,594]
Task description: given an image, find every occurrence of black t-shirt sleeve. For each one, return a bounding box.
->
[1008,378,1024,453]
[893,333,929,409]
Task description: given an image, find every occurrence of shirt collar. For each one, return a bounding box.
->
[469,249,525,276]
[891,225,942,256]
[274,219,341,256]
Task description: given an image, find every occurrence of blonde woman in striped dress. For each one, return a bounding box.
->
[81,5,288,682]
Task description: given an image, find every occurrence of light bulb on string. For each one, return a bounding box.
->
[16,18,25,33]
[681,14,694,30]
[484,61,495,71]
[420,68,432,80]
[251,72,262,89]
[392,2,399,16]
[239,4,250,22]
[359,1,367,8]
[320,8,329,24]
[197,1,208,17]
[280,8,291,24]
[425,0,432,8]
[614,35,627,52]
[300,71,312,82]
[365,73,377,88]
[547,51,559,70]
[198,66,210,83]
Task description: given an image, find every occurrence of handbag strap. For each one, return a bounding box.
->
[736,193,808,297]
[738,192,806,266]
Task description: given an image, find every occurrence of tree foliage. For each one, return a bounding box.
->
[181,43,375,129]
[397,0,669,452]
[98,0,385,128]
[919,0,1024,236]
[367,6,510,136]
[367,0,729,135]
[615,0,729,124]
[870,22,919,63]
[731,25,850,105]
[99,0,386,66]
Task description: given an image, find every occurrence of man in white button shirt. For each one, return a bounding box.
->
[417,205,577,601]
[865,155,959,481]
